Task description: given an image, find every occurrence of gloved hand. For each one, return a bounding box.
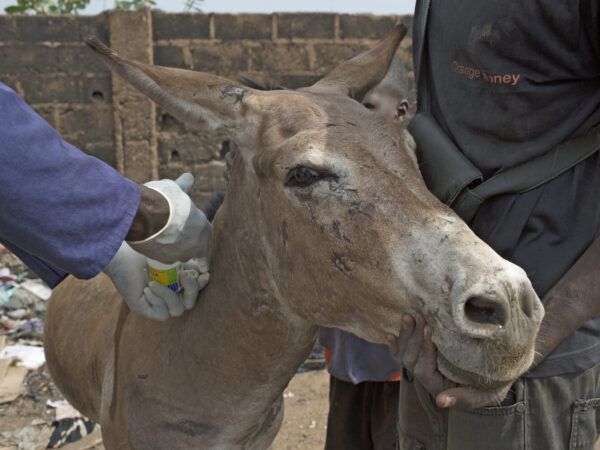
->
[103,242,207,320]
[147,258,210,313]
[128,173,212,264]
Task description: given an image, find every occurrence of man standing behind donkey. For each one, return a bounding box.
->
[391,1,600,449]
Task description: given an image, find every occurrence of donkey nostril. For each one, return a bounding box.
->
[520,290,536,320]
[464,296,507,327]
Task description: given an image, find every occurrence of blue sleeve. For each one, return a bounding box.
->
[0,82,141,288]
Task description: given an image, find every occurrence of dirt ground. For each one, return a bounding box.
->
[271,370,329,450]
[4,364,600,450]
[0,364,330,450]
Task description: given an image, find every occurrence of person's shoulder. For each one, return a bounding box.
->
[0,82,17,96]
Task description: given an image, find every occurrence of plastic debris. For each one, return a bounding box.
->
[0,337,29,405]
[3,280,51,317]
[19,318,43,333]
[47,399,82,421]
[0,281,16,306]
[0,316,19,332]
[20,279,52,301]
[0,344,46,369]
[6,309,28,320]
[0,268,17,282]
[0,250,26,275]
[48,417,97,449]
[47,399,69,408]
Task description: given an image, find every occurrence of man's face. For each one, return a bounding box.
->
[362,81,409,122]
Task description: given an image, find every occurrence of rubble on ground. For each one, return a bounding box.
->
[0,245,103,449]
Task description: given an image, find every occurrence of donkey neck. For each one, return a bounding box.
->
[176,192,318,435]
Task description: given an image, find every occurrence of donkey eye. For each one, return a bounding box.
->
[286,167,321,187]
[285,167,338,188]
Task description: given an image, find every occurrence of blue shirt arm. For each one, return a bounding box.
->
[0,82,140,288]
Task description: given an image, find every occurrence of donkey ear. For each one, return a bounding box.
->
[310,24,407,101]
[85,36,258,130]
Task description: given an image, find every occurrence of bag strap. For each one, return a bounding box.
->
[412,0,432,112]
[452,124,600,222]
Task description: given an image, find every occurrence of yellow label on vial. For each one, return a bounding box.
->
[147,264,180,292]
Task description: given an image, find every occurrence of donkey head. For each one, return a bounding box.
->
[87,26,543,390]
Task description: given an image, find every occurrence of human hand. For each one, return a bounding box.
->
[128,173,212,264]
[387,313,511,410]
[103,242,207,320]
[527,235,600,373]
[143,257,210,316]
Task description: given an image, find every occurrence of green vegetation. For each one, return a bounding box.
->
[4,0,203,14]
[113,0,155,11]
[184,0,202,12]
[4,0,91,14]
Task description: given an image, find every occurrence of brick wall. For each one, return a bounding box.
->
[0,10,414,208]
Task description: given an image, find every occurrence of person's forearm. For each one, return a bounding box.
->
[125,185,170,242]
[533,236,600,365]
[125,174,211,263]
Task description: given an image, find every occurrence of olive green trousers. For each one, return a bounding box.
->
[397,363,600,450]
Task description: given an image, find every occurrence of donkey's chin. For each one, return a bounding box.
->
[437,353,519,392]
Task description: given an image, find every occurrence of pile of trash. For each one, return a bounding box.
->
[0,245,49,337]
[0,245,50,406]
[0,245,102,449]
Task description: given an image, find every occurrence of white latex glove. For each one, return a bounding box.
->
[103,242,205,320]
[147,258,210,313]
[128,173,212,264]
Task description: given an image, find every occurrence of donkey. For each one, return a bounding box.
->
[44,25,544,449]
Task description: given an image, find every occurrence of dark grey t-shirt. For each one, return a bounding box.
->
[425,0,600,377]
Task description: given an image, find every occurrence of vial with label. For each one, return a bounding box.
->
[146,258,182,292]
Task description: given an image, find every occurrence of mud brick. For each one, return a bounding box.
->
[120,100,154,142]
[77,16,110,43]
[20,75,82,104]
[79,141,116,167]
[152,11,210,40]
[249,43,310,72]
[122,140,156,184]
[0,44,60,74]
[190,43,249,74]
[157,133,218,166]
[277,13,335,39]
[0,16,17,41]
[159,162,227,199]
[9,16,79,42]
[0,15,108,43]
[58,105,113,141]
[154,45,189,69]
[214,14,272,41]
[70,44,110,73]
[339,15,399,40]
[0,43,107,74]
